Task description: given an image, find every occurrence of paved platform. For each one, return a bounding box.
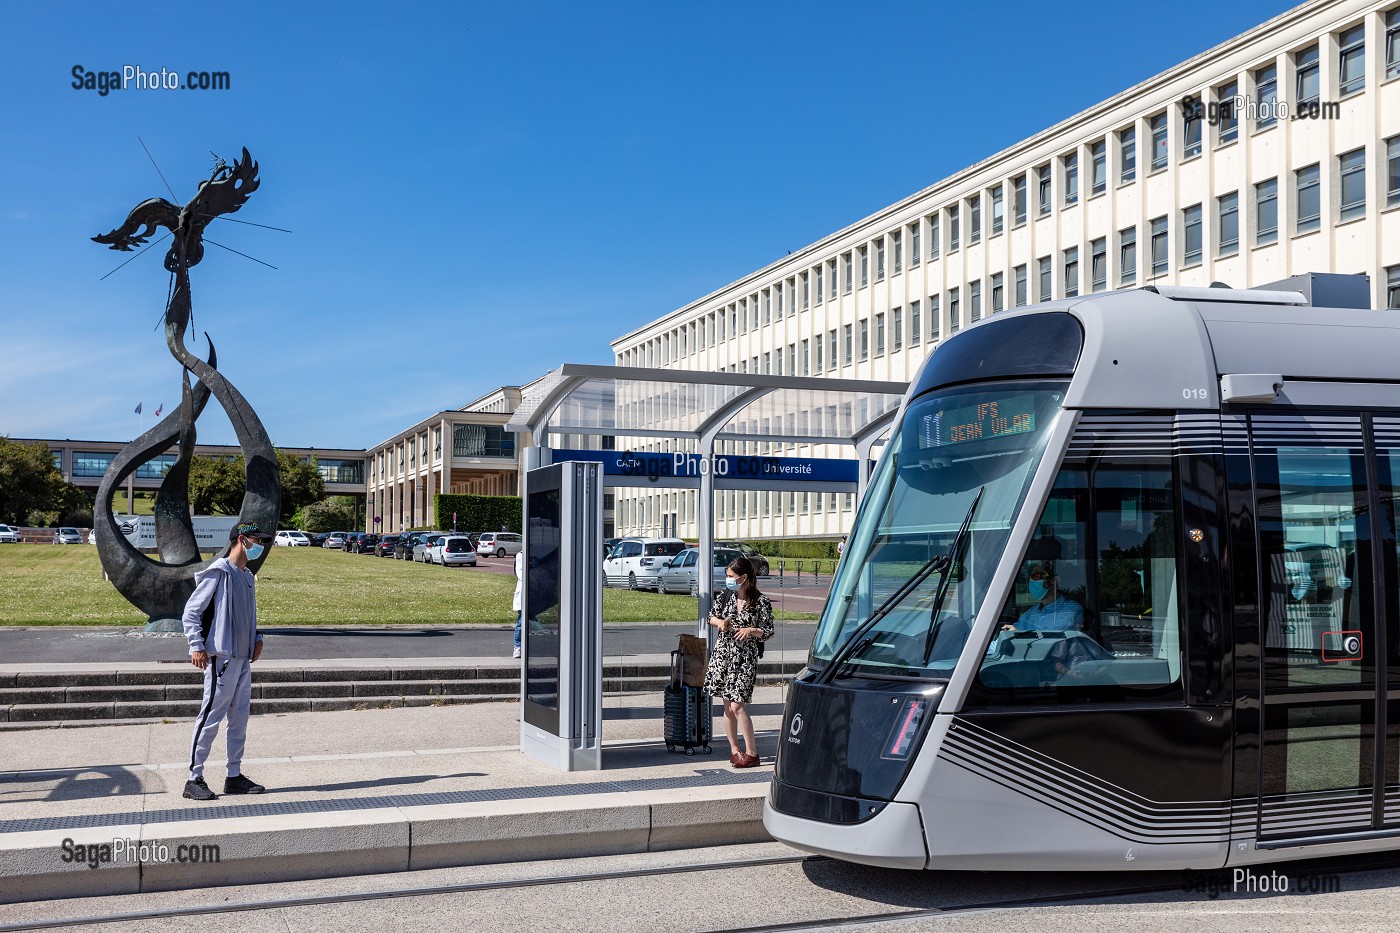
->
[0,683,786,905]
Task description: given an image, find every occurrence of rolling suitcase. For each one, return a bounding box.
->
[664,645,712,755]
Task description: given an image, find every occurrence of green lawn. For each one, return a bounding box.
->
[0,546,817,626]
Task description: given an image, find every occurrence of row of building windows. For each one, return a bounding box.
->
[631,255,1400,377]
[617,489,856,532]
[620,10,1400,369]
[69,452,178,479]
[370,425,514,483]
[623,133,1400,368]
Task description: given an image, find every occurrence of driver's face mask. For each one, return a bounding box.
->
[1027,567,1050,601]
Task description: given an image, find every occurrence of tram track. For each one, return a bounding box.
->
[704,850,1400,933]
[0,853,815,932]
[8,848,1400,932]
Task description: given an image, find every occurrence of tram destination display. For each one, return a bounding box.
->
[919,393,1036,449]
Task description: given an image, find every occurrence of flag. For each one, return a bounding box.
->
[134,402,142,415]
[154,403,163,417]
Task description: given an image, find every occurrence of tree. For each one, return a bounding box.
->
[187,454,245,516]
[276,452,325,524]
[184,450,325,522]
[0,438,84,525]
[297,496,358,532]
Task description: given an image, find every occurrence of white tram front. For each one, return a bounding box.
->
[765,280,1400,871]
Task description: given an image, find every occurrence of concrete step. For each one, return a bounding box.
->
[0,661,805,728]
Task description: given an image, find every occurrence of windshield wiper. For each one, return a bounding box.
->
[922,486,983,664]
[813,487,984,685]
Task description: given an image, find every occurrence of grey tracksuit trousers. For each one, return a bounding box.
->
[188,656,252,781]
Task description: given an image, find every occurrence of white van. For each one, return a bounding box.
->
[603,537,687,590]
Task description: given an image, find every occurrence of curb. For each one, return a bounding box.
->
[0,775,772,904]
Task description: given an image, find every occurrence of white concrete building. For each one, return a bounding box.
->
[610,0,1400,541]
[364,386,524,533]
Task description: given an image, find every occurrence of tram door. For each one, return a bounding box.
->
[1247,413,1400,840]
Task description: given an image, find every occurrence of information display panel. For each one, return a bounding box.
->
[523,481,562,735]
[520,459,603,771]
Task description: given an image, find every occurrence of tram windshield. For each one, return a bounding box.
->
[811,381,1066,678]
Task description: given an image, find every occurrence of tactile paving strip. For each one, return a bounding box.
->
[0,769,772,834]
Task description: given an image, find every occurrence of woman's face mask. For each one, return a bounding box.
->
[725,576,739,591]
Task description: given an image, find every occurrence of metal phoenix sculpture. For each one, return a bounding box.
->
[92,148,280,627]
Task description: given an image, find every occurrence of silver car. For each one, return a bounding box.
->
[413,534,446,563]
[52,527,82,545]
[435,535,478,567]
[657,547,744,596]
[476,532,522,558]
[323,533,347,549]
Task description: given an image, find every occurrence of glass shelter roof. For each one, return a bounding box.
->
[507,364,909,448]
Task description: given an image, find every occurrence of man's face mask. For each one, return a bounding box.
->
[1029,578,1049,601]
[244,539,265,561]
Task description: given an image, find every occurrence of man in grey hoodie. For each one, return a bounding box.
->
[180,521,270,801]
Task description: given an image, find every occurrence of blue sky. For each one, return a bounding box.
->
[1,0,1293,449]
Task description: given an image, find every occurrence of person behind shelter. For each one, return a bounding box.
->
[180,522,270,801]
[703,556,774,768]
[1003,560,1084,633]
[512,548,524,658]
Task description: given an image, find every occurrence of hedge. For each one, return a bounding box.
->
[433,494,522,534]
[744,539,839,560]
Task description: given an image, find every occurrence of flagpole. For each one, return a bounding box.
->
[127,403,142,517]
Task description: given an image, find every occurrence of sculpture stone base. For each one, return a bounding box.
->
[143,617,185,633]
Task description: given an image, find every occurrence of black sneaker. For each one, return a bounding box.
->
[223,773,265,795]
[183,778,218,801]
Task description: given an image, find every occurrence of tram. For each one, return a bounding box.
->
[764,279,1400,871]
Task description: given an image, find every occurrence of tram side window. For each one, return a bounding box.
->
[974,461,1182,703]
[1260,447,1365,681]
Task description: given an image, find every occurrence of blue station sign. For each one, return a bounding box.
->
[551,449,858,484]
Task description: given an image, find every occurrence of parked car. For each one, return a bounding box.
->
[352,533,380,554]
[309,532,330,547]
[376,534,401,557]
[435,534,478,567]
[602,537,687,590]
[52,527,82,545]
[0,524,20,544]
[275,530,311,547]
[716,541,771,576]
[323,532,347,549]
[342,532,362,552]
[394,532,426,560]
[657,546,744,595]
[413,533,446,563]
[476,531,522,558]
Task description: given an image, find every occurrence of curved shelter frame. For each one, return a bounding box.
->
[507,364,908,625]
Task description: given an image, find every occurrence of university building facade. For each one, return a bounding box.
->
[608,0,1400,542]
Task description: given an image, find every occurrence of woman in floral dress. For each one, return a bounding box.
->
[703,556,774,768]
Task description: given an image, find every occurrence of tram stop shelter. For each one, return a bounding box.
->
[504,364,907,771]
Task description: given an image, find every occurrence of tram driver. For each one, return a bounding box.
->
[1002,561,1084,633]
